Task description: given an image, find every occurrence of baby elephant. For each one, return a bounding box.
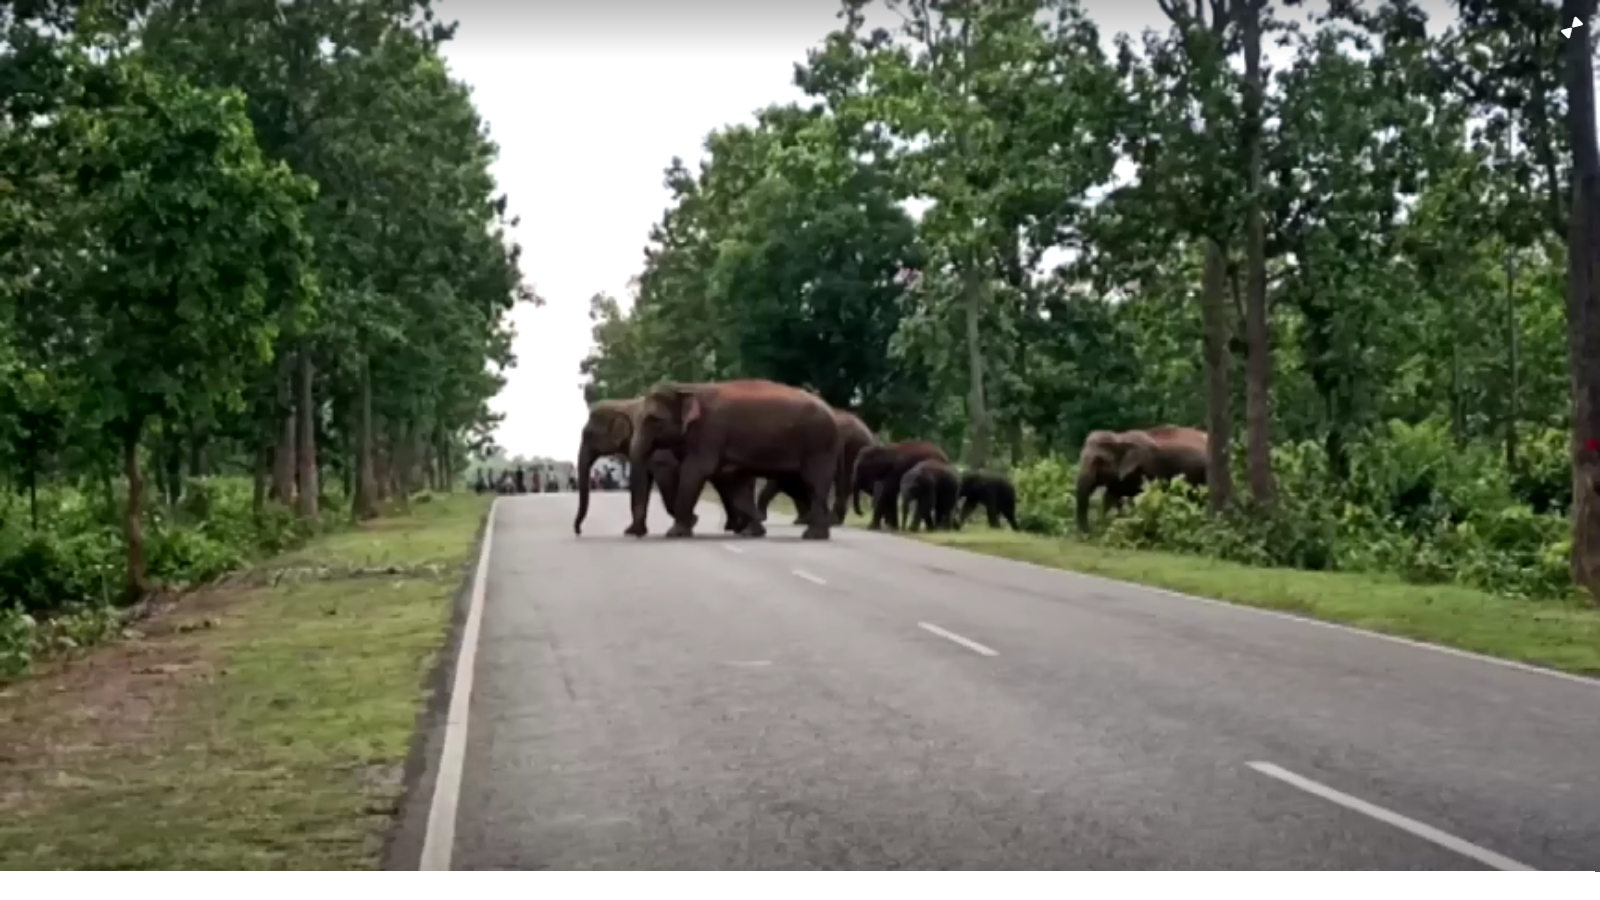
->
[899,459,960,532]
[957,471,1019,530]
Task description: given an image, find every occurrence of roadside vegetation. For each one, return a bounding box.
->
[0,493,488,870]
[580,1,1600,660]
[1,2,529,678]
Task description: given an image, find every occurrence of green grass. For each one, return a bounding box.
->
[272,495,487,570]
[0,493,491,870]
[914,527,1600,677]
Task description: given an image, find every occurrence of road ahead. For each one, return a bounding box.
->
[439,492,1600,870]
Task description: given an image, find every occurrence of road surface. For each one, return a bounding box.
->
[438,492,1600,869]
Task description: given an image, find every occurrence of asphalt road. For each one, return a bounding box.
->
[446,491,1600,870]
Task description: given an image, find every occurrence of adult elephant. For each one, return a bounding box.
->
[627,380,841,540]
[755,409,878,526]
[573,397,752,535]
[899,458,959,532]
[1075,426,1208,533]
[852,440,949,531]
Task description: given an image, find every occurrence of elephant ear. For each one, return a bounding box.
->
[682,393,703,429]
[1116,432,1154,481]
[602,408,633,452]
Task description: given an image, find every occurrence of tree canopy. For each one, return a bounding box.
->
[579,0,1600,605]
[0,0,532,626]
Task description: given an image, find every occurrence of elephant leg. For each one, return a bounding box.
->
[799,455,834,540]
[868,480,893,530]
[956,495,978,528]
[830,465,851,525]
[652,457,699,530]
[785,477,812,526]
[666,456,714,538]
[904,491,922,532]
[626,454,659,537]
[755,478,781,523]
[985,497,1001,528]
[711,474,747,533]
[726,475,766,538]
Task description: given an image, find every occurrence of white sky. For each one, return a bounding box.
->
[436,0,1465,462]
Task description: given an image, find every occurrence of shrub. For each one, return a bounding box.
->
[0,475,350,678]
[1007,423,1577,602]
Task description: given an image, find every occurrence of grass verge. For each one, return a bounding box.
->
[0,493,491,870]
[914,527,1600,678]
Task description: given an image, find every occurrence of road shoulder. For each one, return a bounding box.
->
[0,494,492,870]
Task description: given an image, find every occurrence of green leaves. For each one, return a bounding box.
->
[0,1,528,595]
[37,51,315,436]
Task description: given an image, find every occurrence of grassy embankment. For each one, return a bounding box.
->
[0,494,491,869]
[915,527,1600,677]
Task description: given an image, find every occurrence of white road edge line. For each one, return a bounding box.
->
[1246,761,1534,871]
[792,568,828,586]
[917,621,999,657]
[721,543,745,554]
[419,498,498,871]
[921,541,1599,688]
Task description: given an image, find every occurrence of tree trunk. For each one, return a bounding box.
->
[122,424,148,603]
[187,423,205,479]
[354,358,380,520]
[252,443,269,515]
[393,421,414,506]
[1505,249,1521,472]
[272,356,296,505]
[163,437,182,506]
[295,350,320,519]
[1562,0,1600,603]
[962,266,991,470]
[1201,238,1236,513]
[1241,0,1275,506]
[374,427,391,505]
[436,428,451,491]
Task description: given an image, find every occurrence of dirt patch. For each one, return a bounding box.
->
[0,589,239,816]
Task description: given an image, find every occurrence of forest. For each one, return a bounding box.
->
[0,0,530,675]
[579,0,1600,609]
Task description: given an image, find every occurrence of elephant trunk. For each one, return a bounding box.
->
[573,439,597,535]
[1075,467,1098,534]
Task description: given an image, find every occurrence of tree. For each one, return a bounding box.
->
[53,50,317,596]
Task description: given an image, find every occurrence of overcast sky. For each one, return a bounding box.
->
[436,0,1469,463]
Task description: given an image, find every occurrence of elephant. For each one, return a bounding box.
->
[755,409,878,525]
[1075,426,1208,533]
[573,397,754,535]
[628,379,841,540]
[852,440,949,531]
[956,471,1019,530]
[899,458,959,532]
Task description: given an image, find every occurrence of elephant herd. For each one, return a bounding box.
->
[571,378,1021,541]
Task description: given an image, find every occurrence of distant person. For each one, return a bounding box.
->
[568,474,578,491]
[513,466,526,493]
